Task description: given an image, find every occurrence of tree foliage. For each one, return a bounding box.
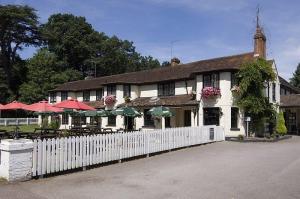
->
[41,14,160,77]
[0,6,161,103]
[276,111,287,135]
[290,63,300,88]
[19,49,82,103]
[0,5,40,102]
[236,58,277,135]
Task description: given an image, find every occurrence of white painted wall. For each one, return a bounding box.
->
[140,84,157,97]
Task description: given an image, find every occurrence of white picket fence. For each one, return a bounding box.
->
[0,118,38,126]
[32,126,224,177]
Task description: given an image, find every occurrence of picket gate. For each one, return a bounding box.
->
[32,125,224,177]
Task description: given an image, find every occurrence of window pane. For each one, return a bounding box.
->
[96,89,104,101]
[231,72,237,88]
[62,113,69,125]
[123,85,131,97]
[107,115,116,126]
[107,85,116,95]
[144,109,154,126]
[203,75,211,87]
[158,82,175,96]
[272,83,276,101]
[61,91,68,101]
[231,107,239,129]
[212,73,219,88]
[83,91,90,102]
[203,108,220,125]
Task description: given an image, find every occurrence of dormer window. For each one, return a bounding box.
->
[158,82,175,96]
[203,73,219,88]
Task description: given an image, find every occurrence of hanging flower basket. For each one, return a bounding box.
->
[105,95,117,106]
[201,87,221,99]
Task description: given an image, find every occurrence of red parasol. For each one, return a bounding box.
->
[54,99,95,110]
[0,101,28,110]
[25,100,63,113]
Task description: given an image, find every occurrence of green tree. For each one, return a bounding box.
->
[290,63,300,88]
[41,14,103,74]
[19,49,82,103]
[276,111,287,135]
[236,58,277,136]
[0,5,40,101]
[41,13,160,77]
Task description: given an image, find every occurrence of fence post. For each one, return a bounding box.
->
[118,133,122,163]
[4,118,7,126]
[0,139,34,182]
[27,118,29,125]
[146,132,150,157]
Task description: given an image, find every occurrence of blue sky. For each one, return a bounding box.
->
[2,0,300,79]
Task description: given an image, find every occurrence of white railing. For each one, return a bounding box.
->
[0,118,38,126]
[32,126,224,177]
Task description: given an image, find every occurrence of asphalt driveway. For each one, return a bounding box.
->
[0,137,300,199]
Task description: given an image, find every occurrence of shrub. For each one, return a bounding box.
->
[49,119,60,130]
[276,111,287,136]
[237,134,244,140]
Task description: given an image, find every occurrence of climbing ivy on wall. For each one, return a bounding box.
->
[236,58,277,135]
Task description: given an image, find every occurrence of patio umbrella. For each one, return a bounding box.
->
[112,107,141,130]
[0,101,29,139]
[148,106,174,117]
[25,100,63,127]
[25,100,63,114]
[148,106,175,129]
[84,110,110,117]
[54,99,96,110]
[112,107,141,117]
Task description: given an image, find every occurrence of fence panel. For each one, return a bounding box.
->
[32,126,224,177]
[0,118,38,126]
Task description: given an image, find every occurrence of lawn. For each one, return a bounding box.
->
[0,124,40,132]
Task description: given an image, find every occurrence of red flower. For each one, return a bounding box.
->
[105,95,116,105]
[201,87,221,99]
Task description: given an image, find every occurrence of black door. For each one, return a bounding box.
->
[184,110,191,127]
[124,116,134,130]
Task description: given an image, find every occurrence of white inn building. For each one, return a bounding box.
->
[49,24,299,137]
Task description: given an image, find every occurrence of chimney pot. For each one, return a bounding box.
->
[171,57,180,66]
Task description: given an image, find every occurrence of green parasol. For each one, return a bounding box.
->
[111,107,141,117]
[147,106,174,117]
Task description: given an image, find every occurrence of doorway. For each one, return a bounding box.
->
[124,116,134,130]
[184,110,191,127]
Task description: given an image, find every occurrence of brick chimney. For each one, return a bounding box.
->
[171,57,180,66]
[254,11,266,58]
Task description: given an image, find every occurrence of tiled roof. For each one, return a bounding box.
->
[279,76,300,94]
[84,100,105,109]
[52,52,254,92]
[118,94,198,107]
[280,94,300,107]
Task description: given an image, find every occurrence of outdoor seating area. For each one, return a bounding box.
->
[0,99,175,140]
